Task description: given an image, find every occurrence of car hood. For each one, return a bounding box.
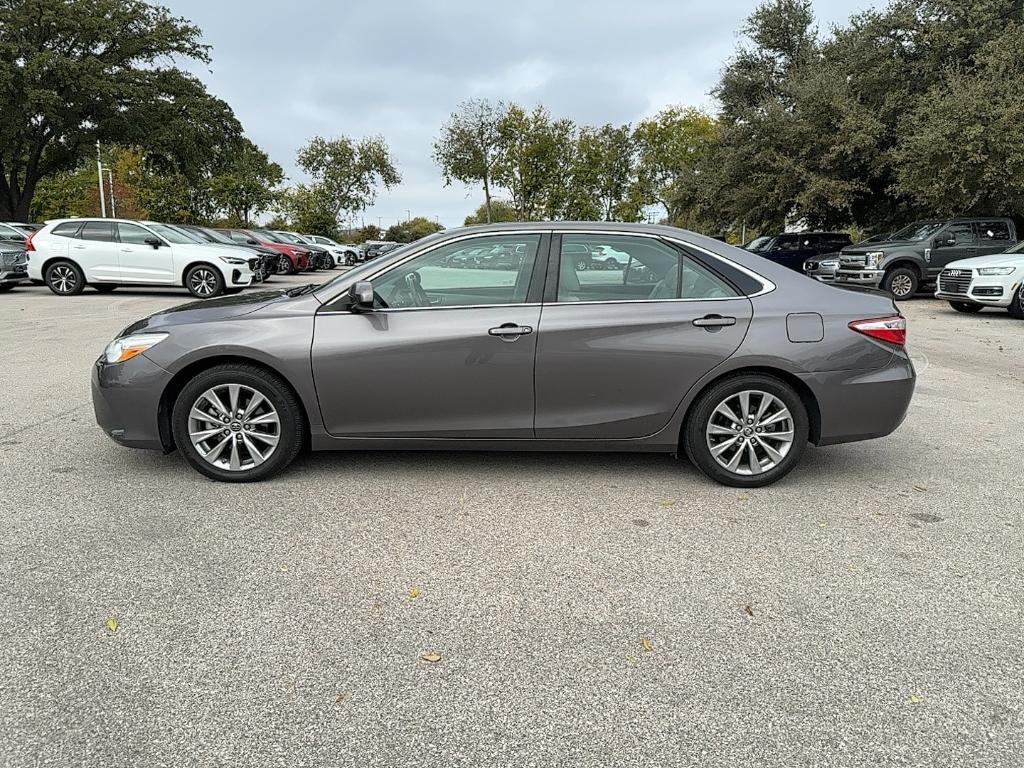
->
[945,253,1023,269]
[120,288,313,335]
[842,240,916,254]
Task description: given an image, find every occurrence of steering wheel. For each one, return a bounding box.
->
[404,272,430,307]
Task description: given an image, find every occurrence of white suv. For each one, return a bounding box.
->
[28,218,256,298]
[935,240,1024,318]
[305,234,360,266]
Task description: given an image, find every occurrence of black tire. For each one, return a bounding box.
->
[949,301,983,314]
[605,258,619,270]
[279,254,296,275]
[184,264,225,299]
[171,363,306,482]
[45,260,86,296]
[882,267,918,300]
[0,284,15,293]
[94,284,118,293]
[1009,285,1024,320]
[683,374,809,488]
[575,259,589,271]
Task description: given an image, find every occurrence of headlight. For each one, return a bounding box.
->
[103,333,168,364]
[219,256,247,265]
[977,266,1016,276]
[865,251,885,268]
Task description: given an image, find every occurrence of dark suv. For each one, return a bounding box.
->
[744,232,853,272]
[835,218,1018,299]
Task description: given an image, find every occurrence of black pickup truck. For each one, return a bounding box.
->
[834,217,1018,299]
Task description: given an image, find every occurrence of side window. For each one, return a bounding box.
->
[775,235,801,251]
[0,224,25,241]
[51,222,83,238]
[227,231,251,244]
[80,221,116,242]
[117,223,153,245]
[975,221,1012,242]
[557,235,737,303]
[372,235,540,309]
[943,223,975,245]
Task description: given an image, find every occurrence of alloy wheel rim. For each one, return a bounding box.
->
[51,266,77,293]
[280,255,291,272]
[188,384,280,471]
[705,390,795,476]
[891,274,913,296]
[190,269,216,296]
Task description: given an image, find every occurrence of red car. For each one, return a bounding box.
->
[217,228,311,274]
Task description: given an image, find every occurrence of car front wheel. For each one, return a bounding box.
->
[171,364,306,482]
[45,260,86,296]
[882,267,918,300]
[684,375,809,488]
[1010,285,1024,320]
[185,264,225,298]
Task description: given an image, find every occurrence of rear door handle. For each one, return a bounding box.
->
[693,315,737,328]
[488,323,534,341]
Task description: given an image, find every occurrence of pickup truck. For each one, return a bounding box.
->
[834,217,1018,299]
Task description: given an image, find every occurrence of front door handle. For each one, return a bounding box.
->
[692,315,737,328]
[488,323,534,341]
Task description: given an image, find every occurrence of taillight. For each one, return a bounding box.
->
[24,230,36,251]
[849,315,906,346]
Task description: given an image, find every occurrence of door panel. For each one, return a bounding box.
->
[117,223,174,284]
[929,224,975,276]
[312,306,541,438]
[74,221,119,281]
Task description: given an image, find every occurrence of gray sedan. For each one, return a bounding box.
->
[92,222,915,487]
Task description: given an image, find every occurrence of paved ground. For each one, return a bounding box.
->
[1,276,1021,767]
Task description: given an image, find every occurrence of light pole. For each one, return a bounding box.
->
[96,141,107,218]
[104,168,116,218]
[405,209,410,221]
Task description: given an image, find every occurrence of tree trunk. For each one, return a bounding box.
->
[482,173,492,224]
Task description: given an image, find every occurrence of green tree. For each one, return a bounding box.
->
[568,124,642,222]
[0,0,242,220]
[433,99,506,224]
[209,139,283,225]
[493,105,577,220]
[385,217,444,243]
[296,135,400,225]
[274,184,339,238]
[463,199,519,225]
[350,224,382,244]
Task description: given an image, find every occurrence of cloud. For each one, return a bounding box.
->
[169,0,871,228]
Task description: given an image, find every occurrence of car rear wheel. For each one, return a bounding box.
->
[575,259,589,271]
[882,267,918,300]
[185,264,224,298]
[171,364,306,482]
[684,375,809,488]
[949,301,983,314]
[1009,285,1024,320]
[0,284,15,293]
[45,260,86,296]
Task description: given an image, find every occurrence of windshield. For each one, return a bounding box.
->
[313,236,338,246]
[888,222,943,242]
[253,229,284,243]
[745,236,771,251]
[147,223,202,244]
[198,227,235,245]
[275,231,303,244]
[1006,240,1024,254]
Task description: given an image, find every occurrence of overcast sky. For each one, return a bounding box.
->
[168,0,872,230]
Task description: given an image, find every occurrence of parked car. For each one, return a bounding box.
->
[745,232,853,273]
[273,231,334,271]
[0,222,29,243]
[91,222,914,488]
[934,238,1024,318]
[0,240,29,292]
[217,228,310,275]
[175,225,279,282]
[27,218,255,298]
[835,218,1018,299]
[362,241,400,261]
[2,222,41,234]
[303,235,359,267]
[803,233,893,282]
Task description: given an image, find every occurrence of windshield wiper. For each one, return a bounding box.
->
[285,283,318,297]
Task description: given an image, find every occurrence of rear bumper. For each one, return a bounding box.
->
[802,352,916,446]
[91,353,172,451]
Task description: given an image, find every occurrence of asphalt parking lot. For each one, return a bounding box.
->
[1,275,1021,767]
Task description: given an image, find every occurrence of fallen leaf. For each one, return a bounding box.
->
[409,587,421,598]
[421,652,441,663]
[743,605,754,617]
[625,655,637,666]
[913,485,928,492]
[105,616,118,633]
[737,494,749,502]
[641,638,653,652]
[658,499,675,508]
[910,694,921,705]
[335,694,347,704]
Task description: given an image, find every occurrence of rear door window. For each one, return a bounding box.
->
[51,222,83,238]
[80,221,116,242]
[974,221,1012,243]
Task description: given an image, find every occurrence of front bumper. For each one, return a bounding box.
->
[935,279,1018,308]
[834,269,884,287]
[92,353,173,451]
[803,263,839,282]
[803,351,916,447]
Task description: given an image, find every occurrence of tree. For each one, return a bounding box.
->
[296,135,400,226]
[209,139,283,225]
[274,184,339,237]
[385,217,444,243]
[350,224,382,244]
[433,99,506,224]
[0,0,243,220]
[568,124,642,222]
[464,199,519,225]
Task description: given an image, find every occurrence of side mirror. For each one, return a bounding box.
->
[247,239,259,245]
[145,237,162,248]
[935,233,955,248]
[348,280,374,312]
